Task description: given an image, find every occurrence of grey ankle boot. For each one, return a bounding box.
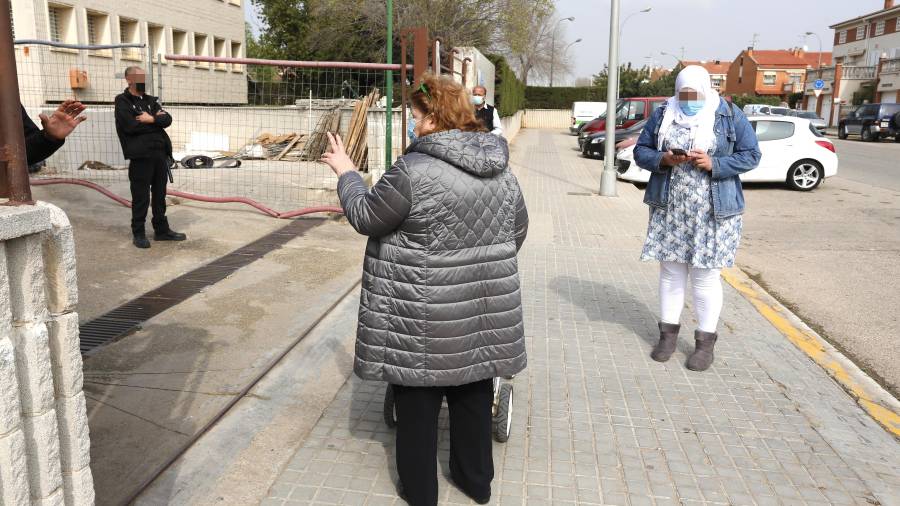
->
[651,322,680,362]
[686,330,718,371]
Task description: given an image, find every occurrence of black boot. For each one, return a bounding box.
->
[686,330,718,371]
[154,229,187,241]
[651,322,680,362]
[133,233,151,249]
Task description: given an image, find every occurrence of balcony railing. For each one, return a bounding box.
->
[783,83,804,93]
[809,66,836,82]
[842,66,876,80]
[881,58,900,74]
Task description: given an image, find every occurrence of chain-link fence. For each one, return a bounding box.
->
[18,41,407,215]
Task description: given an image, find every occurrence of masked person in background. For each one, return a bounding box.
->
[633,65,760,372]
[114,66,185,249]
[472,85,503,137]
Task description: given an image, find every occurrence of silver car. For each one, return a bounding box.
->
[792,111,827,133]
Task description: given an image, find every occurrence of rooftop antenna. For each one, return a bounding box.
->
[751,33,760,49]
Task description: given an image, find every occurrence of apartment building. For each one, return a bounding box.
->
[802,0,900,126]
[10,0,247,105]
[726,48,832,101]
[681,60,731,93]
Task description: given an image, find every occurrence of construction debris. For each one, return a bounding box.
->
[233,88,380,168]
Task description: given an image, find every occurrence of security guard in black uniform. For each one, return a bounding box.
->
[114,66,186,249]
[472,85,503,137]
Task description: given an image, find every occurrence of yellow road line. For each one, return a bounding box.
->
[722,267,900,437]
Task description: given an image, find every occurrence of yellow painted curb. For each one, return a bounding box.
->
[722,267,900,437]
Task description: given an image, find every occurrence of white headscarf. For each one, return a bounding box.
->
[657,65,720,153]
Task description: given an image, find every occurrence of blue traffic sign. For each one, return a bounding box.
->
[814,79,825,90]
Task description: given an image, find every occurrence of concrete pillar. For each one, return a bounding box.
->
[0,203,94,505]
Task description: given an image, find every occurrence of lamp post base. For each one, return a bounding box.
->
[599,170,618,197]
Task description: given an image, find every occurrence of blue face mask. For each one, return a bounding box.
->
[680,100,704,116]
[407,117,417,142]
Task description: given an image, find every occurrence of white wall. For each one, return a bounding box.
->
[452,47,496,105]
[522,109,572,129]
[11,0,247,105]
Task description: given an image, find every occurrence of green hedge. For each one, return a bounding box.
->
[525,86,604,109]
[728,94,782,110]
[486,54,525,117]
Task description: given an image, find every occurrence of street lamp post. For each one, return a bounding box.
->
[804,31,823,70]
[550,16,575,87]
[600,0,621,197]
[561,38,583,84]
[660,51,682,66]
[616,7,651,101]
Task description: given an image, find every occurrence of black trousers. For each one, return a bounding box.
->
[393,379,494,506]
[128,155,170,235]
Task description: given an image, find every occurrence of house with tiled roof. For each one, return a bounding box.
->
[681,60,731,93]
[725,48,832,100]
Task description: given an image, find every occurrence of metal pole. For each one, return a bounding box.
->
[385,0,393,170]
[600,0,620,197]
[0,0,33,204]
[146,47,154,96]
[157,53,163,103]
[550,33,555,87]
[400,31,407,151]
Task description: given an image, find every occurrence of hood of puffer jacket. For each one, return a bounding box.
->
[407,129,510,178]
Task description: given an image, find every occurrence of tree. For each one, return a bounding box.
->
[498,1,576,85]
[591,63,681,99]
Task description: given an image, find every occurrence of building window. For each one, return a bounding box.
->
[896,17,900,32]
[711,76,723,89]
[86,10,111,55]
[194,33,209,68]
[47,4,75,43]
[763,72,777,86]
[839,30,847,44]
[213,37,226,70]
[230,41,243,72]
[856,25,866,40]
[875,20,886,37]
[119,17,140,60]
[148,24,165,62]
[788,73,803,85]
[172,29,188,65]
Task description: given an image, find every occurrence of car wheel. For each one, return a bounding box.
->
[838,125,848,139]
[787,161,823,191]
[861,126,874,142]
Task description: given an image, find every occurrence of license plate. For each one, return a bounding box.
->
[882,121,891,128]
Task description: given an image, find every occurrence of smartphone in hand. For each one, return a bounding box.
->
[670,148,688,156]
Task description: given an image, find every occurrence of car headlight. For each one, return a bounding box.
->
[591,137,604,144]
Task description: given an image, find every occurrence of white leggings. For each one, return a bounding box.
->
[659,261,723,333]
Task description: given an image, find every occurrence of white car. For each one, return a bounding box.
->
[615,116,838,191]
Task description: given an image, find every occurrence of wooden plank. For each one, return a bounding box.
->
[273,134,303,161]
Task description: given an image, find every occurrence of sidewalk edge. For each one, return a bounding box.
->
[722,267,900,437]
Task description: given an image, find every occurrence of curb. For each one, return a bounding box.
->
[722,267,900,437]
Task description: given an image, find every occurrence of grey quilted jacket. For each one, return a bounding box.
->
[337,129,529,387]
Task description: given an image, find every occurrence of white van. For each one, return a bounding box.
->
[570,102,607,135]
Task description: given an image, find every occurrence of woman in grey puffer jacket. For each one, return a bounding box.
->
[321,74,528,506]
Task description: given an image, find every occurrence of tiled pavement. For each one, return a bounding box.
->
[263,129,900,506]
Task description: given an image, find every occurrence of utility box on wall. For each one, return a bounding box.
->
[68,69,88,89]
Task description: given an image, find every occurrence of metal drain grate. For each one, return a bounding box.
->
[78,218,323,355]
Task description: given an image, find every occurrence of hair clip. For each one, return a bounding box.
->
[418,82,432,100]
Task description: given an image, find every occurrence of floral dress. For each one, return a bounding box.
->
[640,124,742,269]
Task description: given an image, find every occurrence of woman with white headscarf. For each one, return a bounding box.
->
[633,65,761,372]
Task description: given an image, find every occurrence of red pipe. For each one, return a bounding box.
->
[30,178,344,219]
[164,54,413,71]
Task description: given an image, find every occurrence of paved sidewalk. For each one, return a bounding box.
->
[264,129,900,506]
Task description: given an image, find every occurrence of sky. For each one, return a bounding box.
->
[554,0,870,85]
[243,0,876,85]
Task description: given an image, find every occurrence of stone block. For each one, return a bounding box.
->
[0,429,30,506]
[0,204,51,242]
[6,234,48,325]
[56,392,91,473]
[34,486,64,506]
[62,466,95,506]
[0,244,11,338]
[0,337,22,437]
[22,409,63,499]
[39,203,78,315]
[46,313,84,398]
[11,323,55,416]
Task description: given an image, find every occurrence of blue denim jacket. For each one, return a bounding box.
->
[634,98,761,219]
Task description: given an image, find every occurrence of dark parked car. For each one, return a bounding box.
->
[838,103,900,141]
[582,119,648,159]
